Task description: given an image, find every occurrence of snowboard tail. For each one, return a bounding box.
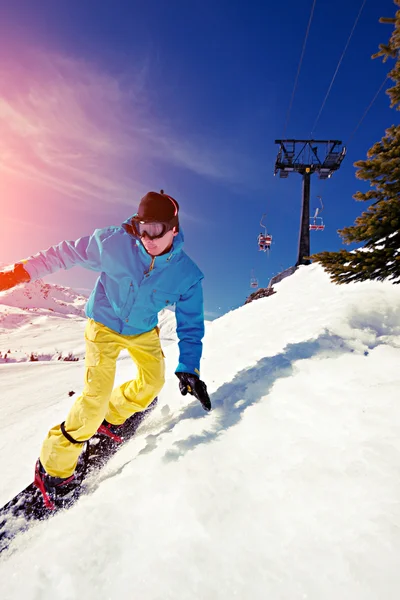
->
[0,398,158,554]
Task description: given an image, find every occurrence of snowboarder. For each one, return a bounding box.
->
[0,191,211,507]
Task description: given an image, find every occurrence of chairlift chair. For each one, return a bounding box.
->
[309,196,325,232]
[250,270,258,288]
[258,233,267,251]
[309,217,325,231]
[258,213,273,252]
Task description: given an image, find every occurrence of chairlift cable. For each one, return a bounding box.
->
[310,0,368,136]
[345,75,389,145]
[282,0,317,137]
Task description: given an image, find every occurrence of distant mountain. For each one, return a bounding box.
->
[0,281,178,362]
[0,279,87,317]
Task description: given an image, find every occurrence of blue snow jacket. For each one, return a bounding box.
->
[21,219,205,375]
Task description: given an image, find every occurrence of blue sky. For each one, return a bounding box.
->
[0,0,397,318]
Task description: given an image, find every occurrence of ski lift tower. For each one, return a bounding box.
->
[274,139,346,266]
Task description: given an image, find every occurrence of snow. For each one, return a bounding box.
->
[1,264,400,599]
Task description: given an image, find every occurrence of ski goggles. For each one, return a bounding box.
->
[131,217,176,240]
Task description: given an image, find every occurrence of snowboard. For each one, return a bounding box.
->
[0,398,158,554]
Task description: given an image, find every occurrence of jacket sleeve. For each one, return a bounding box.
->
[175,278,205,376]
[19,227,115,281]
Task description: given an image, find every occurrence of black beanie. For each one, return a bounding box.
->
[137,191,179,227]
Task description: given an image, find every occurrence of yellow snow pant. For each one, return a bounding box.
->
[40,319,165,478]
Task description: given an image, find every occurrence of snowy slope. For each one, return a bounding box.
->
[1,264,400,600]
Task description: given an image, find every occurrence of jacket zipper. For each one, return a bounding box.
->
[145,256,155,275]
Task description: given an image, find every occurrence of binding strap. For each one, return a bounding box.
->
[60,422,91,444]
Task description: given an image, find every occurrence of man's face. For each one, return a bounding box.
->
[141,228,178,257]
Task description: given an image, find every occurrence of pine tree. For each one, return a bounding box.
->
[312,1,400,284]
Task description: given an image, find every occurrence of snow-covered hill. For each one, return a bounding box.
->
[0,278,88,316]
[1,264,400,599]
[0,280,178,363]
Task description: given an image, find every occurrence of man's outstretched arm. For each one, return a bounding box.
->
[0,227,115,291]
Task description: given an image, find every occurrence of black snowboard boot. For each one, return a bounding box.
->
[97,419,124,443]
[34,460,76,511]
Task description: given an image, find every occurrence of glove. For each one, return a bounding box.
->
[176,372,211,412]
[0,264,31,292]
